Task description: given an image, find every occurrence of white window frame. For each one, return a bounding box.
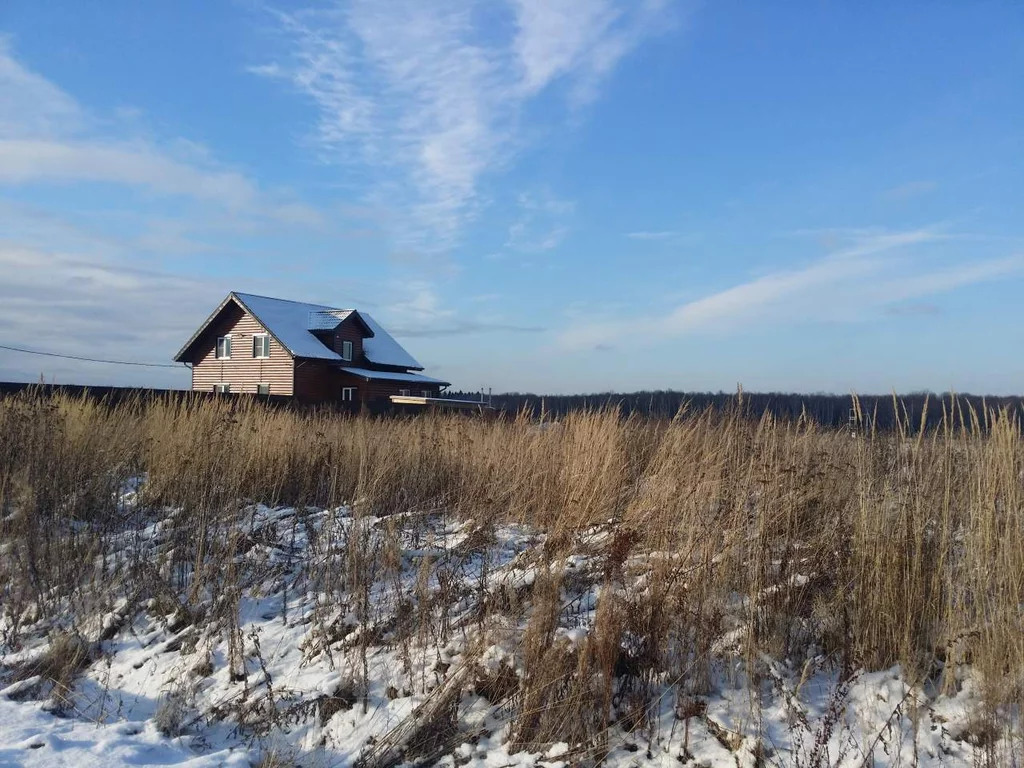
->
[213,383,230,394]
[341,387,356,402]
[341,339,353,361]
[398,388,411,397]
[215,335,232,360]
[256,383,270,396]
[421,390,431,398]
[253,334,270,359]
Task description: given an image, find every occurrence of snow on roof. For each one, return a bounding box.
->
[307,309,355,331]
[359,313,423,371]
[231,293,423,369]
[339,366,450,386]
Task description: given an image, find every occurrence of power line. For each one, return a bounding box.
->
[0,343,182,369]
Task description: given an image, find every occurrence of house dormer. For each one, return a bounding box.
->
[306,310,374,364]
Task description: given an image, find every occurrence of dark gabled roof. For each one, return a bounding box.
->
[173,292,424,369]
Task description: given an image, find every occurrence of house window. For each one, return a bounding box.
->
[422,390,430,398]
[215,335,232,359]
[253,334,270,358]
[341,387,356,402]
[398,389,411,397]
[341,340,353,361]
[214,383,230,394]
[256,383,270,396]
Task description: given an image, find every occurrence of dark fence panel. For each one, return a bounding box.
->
[0,382,301,410]
[0,382,467,417]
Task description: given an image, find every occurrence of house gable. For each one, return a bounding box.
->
[175,294,295,364]
[181,300,296,396]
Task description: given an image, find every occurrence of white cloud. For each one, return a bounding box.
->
[511,0,623,95]
[506,191,574,252]
[267,201,325,228]
[0,42,317,216]
[626,230,678,241]
[0,44,343,385]
[875,256,1024,303]
[0,139,259,209]
[512,0,673,106]
[0,37,82,138]
[0,242,214,387]
[557,229,1024,350]
[0,42,519,389]
[255,0,674,249]
[383,280,457,328]
[882,180,938,202]
[359,280,541,339]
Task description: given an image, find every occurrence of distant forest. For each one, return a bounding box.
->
[442,389,1024,431]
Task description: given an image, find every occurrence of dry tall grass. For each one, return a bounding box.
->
[0,391,1021,762]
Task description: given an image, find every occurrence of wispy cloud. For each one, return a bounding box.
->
[390,319,546,338]
[0,41,316,218]
[254,0,675,250]
[0,241,213,386]
[882,180,938,202]
[382,280,456,326]
[558,229,1024,350]
[512,0,674,106]
[885,302,942,317]
[875,255,1024,302]
[0,139,259,208]
[0,43,342,384]
[376,280,541,338]
[0,41,524,388]
[506,191,575,252]
[0,37,81,138]
[625,230,678,241]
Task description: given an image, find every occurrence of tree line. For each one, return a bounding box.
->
[441,389,1024,431]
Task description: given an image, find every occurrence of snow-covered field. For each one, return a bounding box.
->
[0,489,1018,767]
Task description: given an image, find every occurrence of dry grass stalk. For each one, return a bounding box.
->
[0,390,1021,761]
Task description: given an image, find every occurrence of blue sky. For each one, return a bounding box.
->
[1,1,1023,394]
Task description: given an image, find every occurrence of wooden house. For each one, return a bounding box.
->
[173,292,450,407]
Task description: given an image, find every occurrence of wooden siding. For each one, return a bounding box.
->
[330,315,366,364]
[188,303,295,396]
[337,372,442,408]
[292,364,443,406]
[293,360,339,402]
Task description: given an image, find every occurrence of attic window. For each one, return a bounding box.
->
[215,336,232,359]
[253,334,270,358]
[341,340,353,361]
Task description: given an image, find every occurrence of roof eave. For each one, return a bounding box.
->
[364,359,425,372]
[348,310,375,338]
[337,365,448,387]
[173,293,236,362]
